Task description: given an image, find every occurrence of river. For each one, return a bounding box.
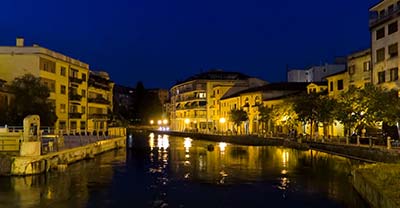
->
[0,132,369,207]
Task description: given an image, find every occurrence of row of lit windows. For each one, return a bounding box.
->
[329,80,344,92]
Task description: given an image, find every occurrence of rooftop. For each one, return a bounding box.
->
[177,69,251,84]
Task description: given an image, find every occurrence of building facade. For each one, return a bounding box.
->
[0,38,89,131]
[169,70,266,132]
[370,0,400,90]
[287,64,346,83]
[87,71,114,134]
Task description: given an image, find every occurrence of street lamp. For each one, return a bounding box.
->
[150,120,154,125]
[184,118,190,131]
[219,117,226,134]
[157,120,162,125]
[163,119,168,125]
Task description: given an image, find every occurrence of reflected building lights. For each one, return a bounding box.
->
[218,142,227,152]
[282,151,289,168]
[184,137,192,153]
[149,133,155,150]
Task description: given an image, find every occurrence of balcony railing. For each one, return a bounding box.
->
[69,112,82,119]
[176,96,206,102]
[88,113,108,119]
[88,97,110,105]
[69,76,83,84]
[369,6,400,28]
[69,93,82,101]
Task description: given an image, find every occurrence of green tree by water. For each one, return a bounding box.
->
[7,74,57,126]
[229,109,248,134]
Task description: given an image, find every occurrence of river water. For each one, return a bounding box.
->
[0,133,369,208]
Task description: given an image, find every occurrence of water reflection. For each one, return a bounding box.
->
[0,149,126,208]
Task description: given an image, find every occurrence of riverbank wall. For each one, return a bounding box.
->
[0,136,126,176]
[352,164,400,208]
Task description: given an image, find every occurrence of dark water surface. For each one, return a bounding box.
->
[0,133,369,208]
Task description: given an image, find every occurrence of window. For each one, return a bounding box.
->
[60,85,66,94]
[39,58,56,73]
[376,28,385,40]
[60,67,66,76]
[363,61,371,71]
[379,10,385,18]
[80,121,86,130]
[348,65,355,75]
[60,104,66,113]
[376,48,385,62]
[329,81,333,91]
[378,71,386,84]
[389,43,398,57]
[389,21,398,34]
[390,68,399,81]
[337,80,344,90]
[81,89,86,98]
[59,121,66,130]
[81,73,87,82]
[70,121,77,130]
[81,106,86,114]
[389,4,394,13]
[41,78,56,92]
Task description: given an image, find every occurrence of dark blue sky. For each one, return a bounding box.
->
[1,0,377,89]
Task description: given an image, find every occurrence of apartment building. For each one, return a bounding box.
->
[87,71,114,134]
[169,70,266,132]
[370,0,400,89]
[287,63,346,83]
[0,38,89,131]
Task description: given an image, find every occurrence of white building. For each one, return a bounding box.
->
[288,64,346,83]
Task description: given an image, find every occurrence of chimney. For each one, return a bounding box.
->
[16,37,24,47]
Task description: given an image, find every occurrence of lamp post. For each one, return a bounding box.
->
[219,117,226,135]
[184,118,190,132]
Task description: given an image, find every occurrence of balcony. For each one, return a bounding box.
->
[69,93,82,101]
[88,113,108,119]
[69,112,82,119]
[69,76,83,84]
[88,97,110,105]
[88,80,110,91]
[369,6,400,28]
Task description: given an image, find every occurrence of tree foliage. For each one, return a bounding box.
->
[229,108,248,132]
[7,74,57,126]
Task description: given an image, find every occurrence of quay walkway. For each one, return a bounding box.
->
[0,127,127,176]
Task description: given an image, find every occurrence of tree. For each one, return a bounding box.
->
[258,105,273,133]
[7,74,57,126]
[271,101,299,135]
[229,109,248,134]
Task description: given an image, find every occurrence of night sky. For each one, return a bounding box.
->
[1,0,377,89]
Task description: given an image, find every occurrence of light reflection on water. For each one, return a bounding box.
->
[0,133,370,208]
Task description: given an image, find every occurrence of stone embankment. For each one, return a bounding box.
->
[352,164,400,208]
[0,136,126,176]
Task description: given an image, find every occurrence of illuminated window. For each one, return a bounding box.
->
[376,48,385,62]
[389,21,398,34]
[390,68,398,81]
[378,71,386,84]
[60,104,66,113]
[363,61,371,72]
[376,28,385,40]
[389,43,398,57]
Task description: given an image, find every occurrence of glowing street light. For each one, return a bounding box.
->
[163,119,168,125]
[184,118,190,124]
[150,120,154,125]
[157,120,162,125]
